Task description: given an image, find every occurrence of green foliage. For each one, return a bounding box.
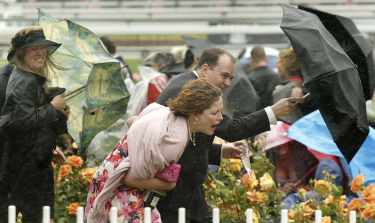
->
[204,140,286,223]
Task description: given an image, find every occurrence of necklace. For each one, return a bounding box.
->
[187,119,196,146]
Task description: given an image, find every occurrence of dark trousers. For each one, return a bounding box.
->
[159,208,212,223]
[0,155,54,223]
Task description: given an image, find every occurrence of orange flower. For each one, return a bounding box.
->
[339,200,348,217]
[242,170,258,190]
[230,159,242,172]
[323,195,346,206]
[247,190,258,203]
[288,209,303,221]
[348,198,364,212]
[315,180,332,194]
[256,191,267,204]
[362,184,375,203]
[58,165,72,180]
[67,155,83,169]
[351,173,365,194]
[288,209,297,220]
[259,173,274,192]
[252,211,259,223]
[80,167,97,183]
[321,216,331,223]
[51,161,56,169]
[68,203,81,215]
[364,202,375,221]
[302,202,315,218]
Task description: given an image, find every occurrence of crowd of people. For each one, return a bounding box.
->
[0,25,371,223]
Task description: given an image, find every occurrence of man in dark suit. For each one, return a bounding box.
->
[248,46,283,109]
[156,48,303,223]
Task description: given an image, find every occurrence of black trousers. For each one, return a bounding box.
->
[158,208,212,223]
[0,155,54,223]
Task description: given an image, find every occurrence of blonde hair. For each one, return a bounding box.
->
[9,26,65,91]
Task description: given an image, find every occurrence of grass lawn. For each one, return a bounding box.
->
[0,58,143,75]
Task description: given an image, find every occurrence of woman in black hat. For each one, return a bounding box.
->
[0,26,69,223]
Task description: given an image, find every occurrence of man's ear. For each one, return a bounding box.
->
[200,63,209,77]
[265,56,268,62]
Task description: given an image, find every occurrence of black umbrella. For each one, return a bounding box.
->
[298,4,375,100]
[280,4,369,163]
[182,36,217,59]
[159,62,188,79]
[223,63,260,114]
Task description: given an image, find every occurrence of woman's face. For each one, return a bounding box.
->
[24,45,47,70]
[195,97,223,135]
[272,145,290,156]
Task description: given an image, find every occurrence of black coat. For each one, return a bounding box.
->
[0,63,14,112]
[248,66,282,109]
[156,71,270,222]
[2,67,67,169]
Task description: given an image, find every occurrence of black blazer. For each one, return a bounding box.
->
[248,66,282,109]
[156,71,270,222]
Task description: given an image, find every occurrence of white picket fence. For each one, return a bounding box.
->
[7,205,357,223]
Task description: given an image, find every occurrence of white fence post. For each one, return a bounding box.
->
[315,210,322,223]
[246,209,253,223]
[212,208,220,223]
[350,211,356,223]
[178,208,186,223]
[8,206,16,223]
[144,207,151,223]
[110,207,118,223]
[281,209,288,223]
[43,206,50,223]
[77,207,84,223]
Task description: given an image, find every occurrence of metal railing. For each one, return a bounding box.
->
[7,205,358,223]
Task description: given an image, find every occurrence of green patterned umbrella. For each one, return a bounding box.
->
[38,9,130,151]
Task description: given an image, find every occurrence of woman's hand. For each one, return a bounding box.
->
[63,105,70,120]
[122,170,176,190]
[279,182,298,194]
[275,85,283,90]
[222,141,247,159]
[126,116,138,128]
[51,93,67,112]
[53,147,67,165]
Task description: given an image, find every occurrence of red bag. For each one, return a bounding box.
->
[154,163,181,183]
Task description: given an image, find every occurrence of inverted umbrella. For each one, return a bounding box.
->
[159,62,187,79]
[39,10,130,151]
[280,4,369,163]
[182,36,217,59]
[223,63,260,114]
[298,4,375,100]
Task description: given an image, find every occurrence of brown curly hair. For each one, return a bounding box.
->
[278,47,301,78]
[167,79,222,118]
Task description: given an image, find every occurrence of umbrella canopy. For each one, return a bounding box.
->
[181,36,217,59]
[39,10,130,151]
[280,4,369,163]
[288,110,375,186]
[298,4,375,100]
[159,62,187,79]
[223,63,260,113]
